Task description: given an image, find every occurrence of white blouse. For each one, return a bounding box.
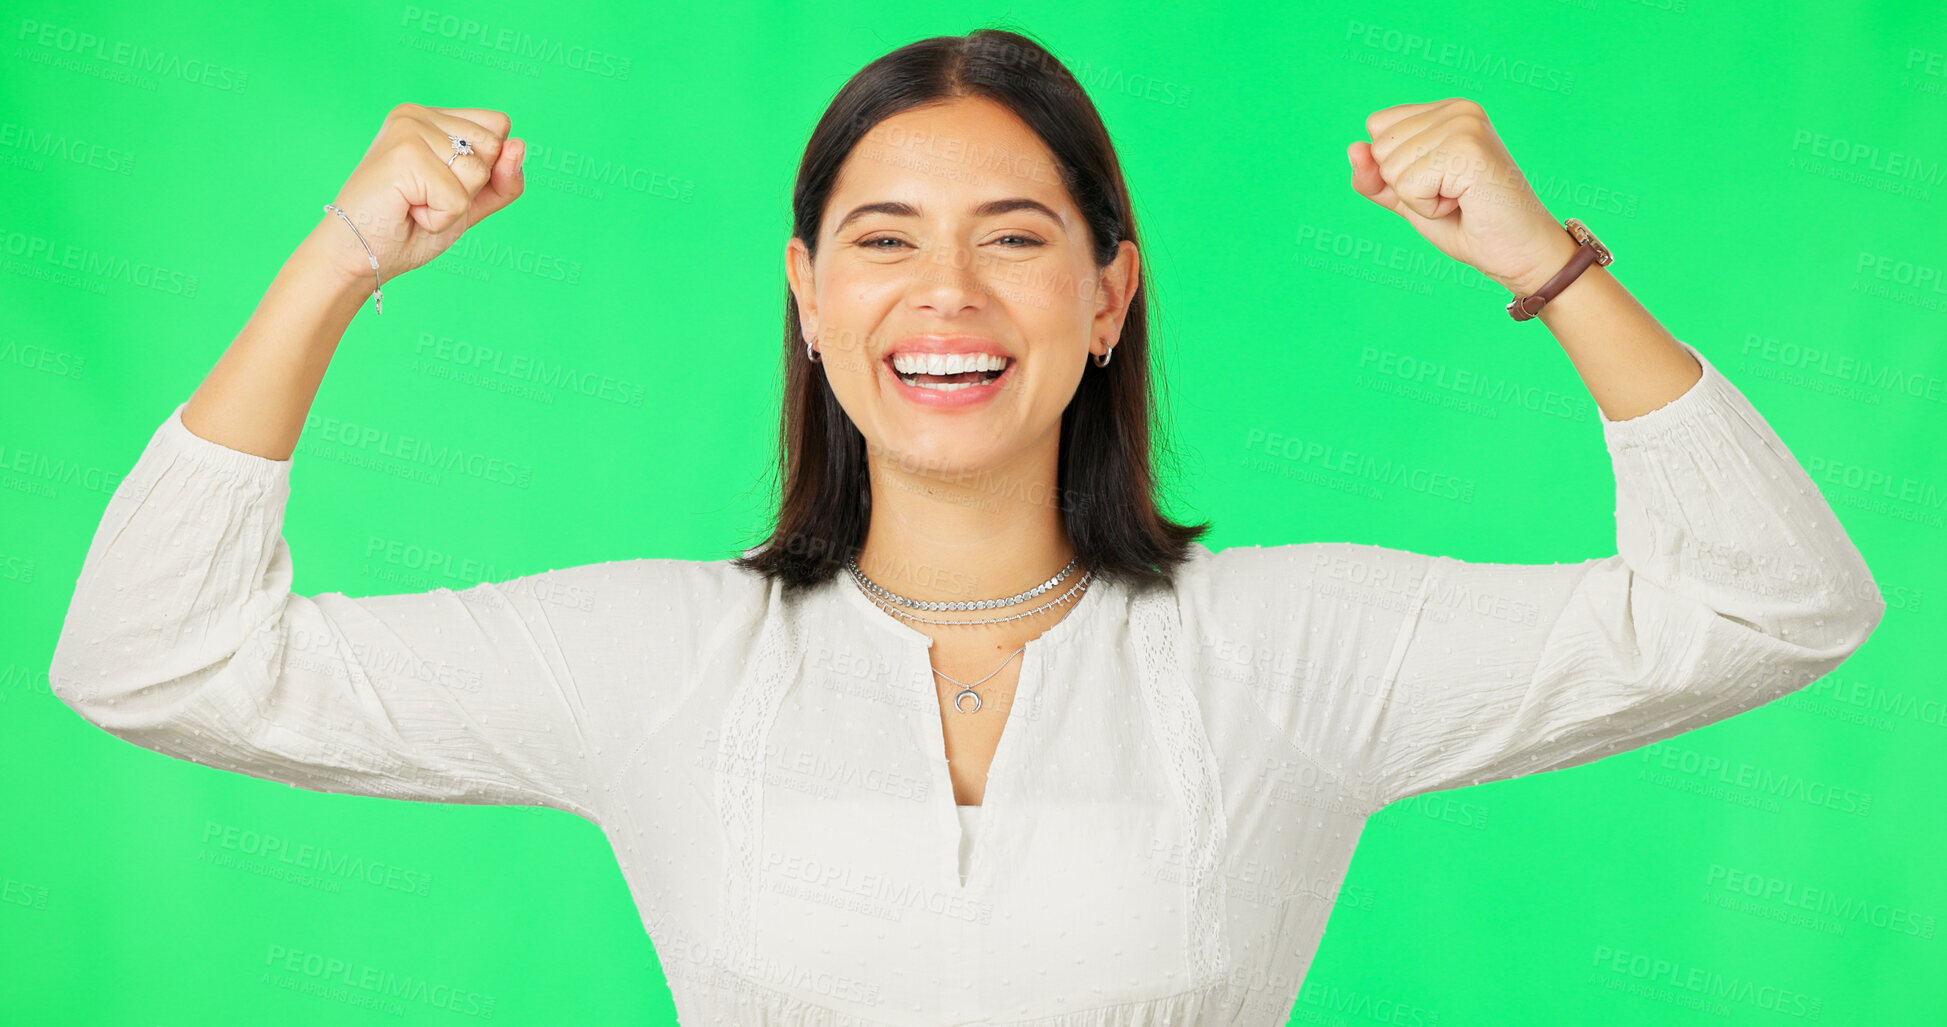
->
[956,806,982,885]
[49,339,1884,1025]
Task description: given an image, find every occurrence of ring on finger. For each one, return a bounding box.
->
[445,134,475,167]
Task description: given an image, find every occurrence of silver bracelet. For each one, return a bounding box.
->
[322,203,383,315]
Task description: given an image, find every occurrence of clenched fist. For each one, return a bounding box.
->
[1348,98,1575,297]
[313,103,527,292]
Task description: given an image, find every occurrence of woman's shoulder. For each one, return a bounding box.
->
[1165,538,1436,631]
[501,552,780,626]
[1172,538,1428,591]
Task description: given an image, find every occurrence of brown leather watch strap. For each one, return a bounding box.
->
[1507,228,1601,322]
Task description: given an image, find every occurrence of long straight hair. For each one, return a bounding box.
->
[732,27,1209,596]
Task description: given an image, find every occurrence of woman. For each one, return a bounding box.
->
[50,28,1883,1026]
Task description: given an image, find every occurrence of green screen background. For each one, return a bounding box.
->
[5,0,1942,1023]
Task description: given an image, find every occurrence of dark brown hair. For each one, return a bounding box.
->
[732,26,1209,596]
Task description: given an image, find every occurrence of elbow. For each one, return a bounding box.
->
[1780,588,1886,668]
[49,587,287,731]
[1831,592,1887,657]
[1825,554,1889,657]
[47,640,121,728]
[47,632,187,735]
[47,626,93,709]
[1840,546,1890,650]
[48,585,145,727]
[47,656,213,757]
[1779,550,1888,661]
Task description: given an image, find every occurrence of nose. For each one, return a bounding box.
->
[909,241,988,317]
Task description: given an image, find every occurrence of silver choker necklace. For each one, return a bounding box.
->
[851,567,1093,628]
[845,555,1079,612]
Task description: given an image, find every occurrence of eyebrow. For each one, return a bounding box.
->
[833,197,1066,235]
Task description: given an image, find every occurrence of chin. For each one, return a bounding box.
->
[870,429,1011,480]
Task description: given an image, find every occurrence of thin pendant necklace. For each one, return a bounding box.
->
[932,647,1025,714]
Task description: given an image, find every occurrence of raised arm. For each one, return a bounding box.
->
[1186,99,1892,812]
[47,102,759,821]
[48,400,753,820]
[1195,339,1885,813]
[182,102,527,461]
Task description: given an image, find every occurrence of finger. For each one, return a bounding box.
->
[1376,122,1470,219]
[1349,142,1394,205]
[1366,97,1476,167]
[1349,142,1445,229]
[426,107,511,142]
[469,136,527,224]
[417,109,505,192]
[1362,99,1447,157]
[1390,147,1465,220]
[394,121,476,235]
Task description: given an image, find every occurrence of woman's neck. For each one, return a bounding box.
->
[854,447,1077,611]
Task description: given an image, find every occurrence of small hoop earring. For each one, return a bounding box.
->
[1093,343,1114,368]
[806,336,821,363]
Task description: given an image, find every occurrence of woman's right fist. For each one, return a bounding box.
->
[314,103,526,287]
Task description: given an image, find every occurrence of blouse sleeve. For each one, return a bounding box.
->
[47,401,745,823]
[1199,339,1886,813]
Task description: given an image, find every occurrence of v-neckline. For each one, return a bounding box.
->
[835,567,1112,890]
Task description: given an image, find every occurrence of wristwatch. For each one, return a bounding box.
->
[1507,217,1612,321]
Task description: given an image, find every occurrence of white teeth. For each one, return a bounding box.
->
[890,351,1010,375]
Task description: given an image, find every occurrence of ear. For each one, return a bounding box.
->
[785,237,818,340]
[1090,240,1141,360]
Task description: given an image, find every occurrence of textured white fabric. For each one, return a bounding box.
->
[50,339,1884,1025]
[956,806,981,886]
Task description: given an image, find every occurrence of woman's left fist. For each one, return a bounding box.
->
[1349,98,1575,297]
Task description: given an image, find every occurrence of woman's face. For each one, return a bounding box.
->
[786,95,1139,483]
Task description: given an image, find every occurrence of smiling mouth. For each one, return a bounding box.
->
[887,357,1011,392]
